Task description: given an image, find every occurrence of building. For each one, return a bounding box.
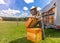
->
[0,17,3,21]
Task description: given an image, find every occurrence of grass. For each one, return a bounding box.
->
[0,21,60,43]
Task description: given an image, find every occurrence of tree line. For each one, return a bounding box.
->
[2,17,29,21]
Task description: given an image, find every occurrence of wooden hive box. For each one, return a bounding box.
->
[48,16,54,24]
[27,28,42,42]
[43,16,48,24]
[26,17,33,28]
[26,17,38,28]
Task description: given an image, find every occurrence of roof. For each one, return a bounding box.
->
[41,0,56,12]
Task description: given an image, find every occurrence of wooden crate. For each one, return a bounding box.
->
[27,28,42,42]
[49,19,54,24]
[43,17,47,23]
[48,16,54,24]
[43,16,49,23]
[26,17,38,28]
[26,17,33,28]
[49,16,54,19]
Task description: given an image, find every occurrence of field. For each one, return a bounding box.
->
[0,21,60,43]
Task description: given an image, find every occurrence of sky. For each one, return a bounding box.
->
[0,0,52,18]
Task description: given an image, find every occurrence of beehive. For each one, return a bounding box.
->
[27,28,42,42]
[26,17,33,28]
[0,17,3,21]
[51,7,55,13]
[43,16,49,24]
[48,16,54,24]
[43,17,47,23]
[26,17,38,28]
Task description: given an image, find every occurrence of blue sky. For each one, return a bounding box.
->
[0,0,52,17]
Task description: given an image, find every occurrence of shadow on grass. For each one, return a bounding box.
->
[45,29,60,38]
[9,37,33,43]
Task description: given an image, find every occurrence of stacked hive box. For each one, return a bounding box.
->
[26,17,38,28]
[27,28,42,42]
[48,16,54,24]
[42,7,55,25]
[42,12,49,24]
[48,7,55,24]
[43,16,48,24]
[43,15,54,25]
[26,17,42,42]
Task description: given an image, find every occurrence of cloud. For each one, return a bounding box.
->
[47,0,52,5]
[0,8,21,17]
[0,8,30,18]
[0,0,6,4]
[24,0,34,4]
[22,12,28,16]
[20,11,31,18]
[23,7,28,11]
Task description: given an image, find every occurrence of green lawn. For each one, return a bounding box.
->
[0,21,60,43]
